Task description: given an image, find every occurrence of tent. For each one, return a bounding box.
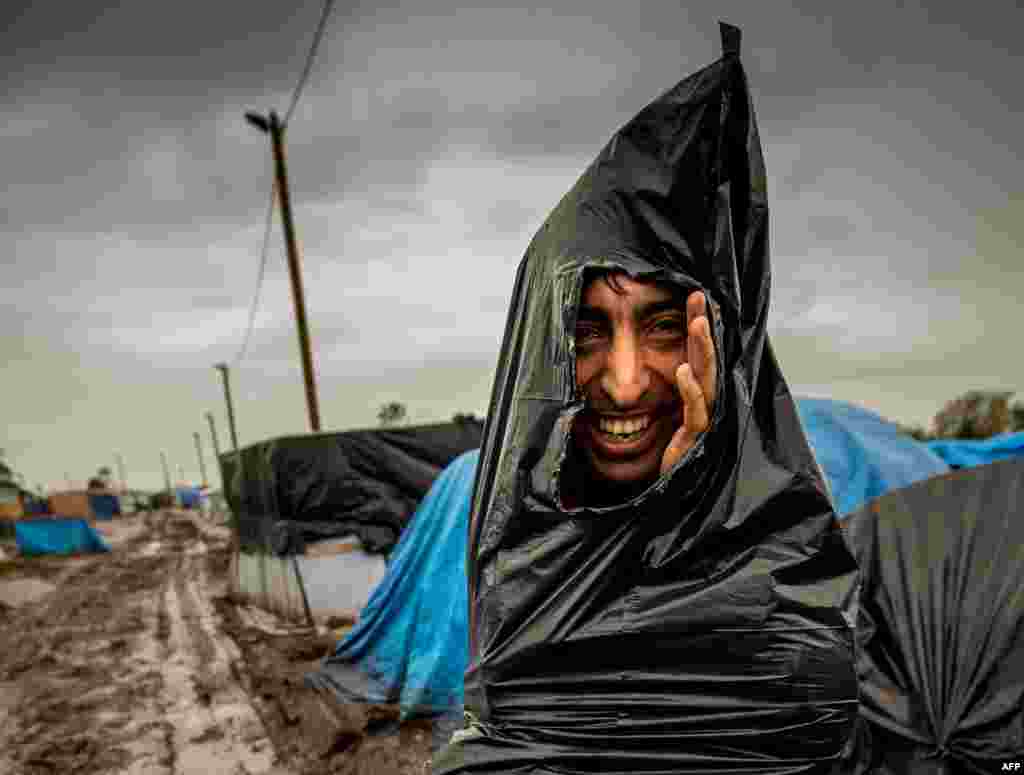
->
[219,419,483,556]
[308,449,477,720]
[839,458,1024,772]
[220,421,483,624]
[89,492,122,520]
[795,398,950,516]
[15,518,111,556]
[926,430,1024,469]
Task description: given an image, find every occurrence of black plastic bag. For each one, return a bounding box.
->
[434,22,860,775]
[839,458,1024,775]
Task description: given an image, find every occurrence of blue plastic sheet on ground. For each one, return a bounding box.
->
[307,449,478,720]
[795,398,950,516]
[89,493,121,520]
[15,518,111,555]
[926,431,1024,469]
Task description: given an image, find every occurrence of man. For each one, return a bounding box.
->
[562,276,717,508]
[435,23,859,774]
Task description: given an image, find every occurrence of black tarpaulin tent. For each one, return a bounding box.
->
[219,420,483,555]
[840,458,1024,774]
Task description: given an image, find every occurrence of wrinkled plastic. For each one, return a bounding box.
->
[435,23,860,775]
[219,420,482,554]
[926,430,1024,470]
[308,450,479,719]
[839,458,1024,774]
[795,398,949,516]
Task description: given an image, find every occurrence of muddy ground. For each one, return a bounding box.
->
[0,511,435,774]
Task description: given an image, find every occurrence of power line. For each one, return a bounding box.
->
[232,0,336,367]
[233,181,276,368]
[284,0,338,126]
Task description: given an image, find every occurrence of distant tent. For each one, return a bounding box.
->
[926,430,1024,469]
[795,398,950,516]
[16,518,111,556]
[89,492,122,520]
[308,449,478,720]
[839,459,1024,772]
[176,486,201,510]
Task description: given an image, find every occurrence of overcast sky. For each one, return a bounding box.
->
[2,0,1021,492]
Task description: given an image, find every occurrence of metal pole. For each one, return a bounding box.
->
[160,452,172,492]
[214,363,241,453]
[193,432,209,489]
[246,109,322,433]
[115,453,127,493]
[205,411,222,461]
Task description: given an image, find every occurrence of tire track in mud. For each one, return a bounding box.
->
[0,512,293,775]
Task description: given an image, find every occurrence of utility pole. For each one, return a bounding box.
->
[115,453,127,493]
[244,109,322,433]
[193,432,209,489]
[205,411,222,461]
[160,452,172,493]
[214,363,241,453]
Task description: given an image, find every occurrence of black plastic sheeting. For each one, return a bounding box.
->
[838,458,1024,775]
[434,23,860,775]
[219,420,483,554]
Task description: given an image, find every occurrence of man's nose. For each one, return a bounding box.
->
[600,333,649,407]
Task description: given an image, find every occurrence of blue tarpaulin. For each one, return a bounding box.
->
[15,518,111,556]
[926,431,1024,469]
[308,449,478,719]
[795,398,950,517]
[89,493,121,520]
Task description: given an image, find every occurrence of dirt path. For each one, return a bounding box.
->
[0,512,436,775]
[0,512,292,775]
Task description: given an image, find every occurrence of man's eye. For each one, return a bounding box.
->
[574,326,603,343]
[650,317,685,335]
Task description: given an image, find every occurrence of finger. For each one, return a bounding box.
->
[686,290,706,330]
[690,315,717,405]
[678,362,709,436]
[661,364,708,474]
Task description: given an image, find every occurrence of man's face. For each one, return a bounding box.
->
[572,273,688,487]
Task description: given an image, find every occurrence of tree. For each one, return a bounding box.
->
[452,412,479,424]
[1012,401,1024,432]
[377,401,407,427]
[932,390,1014,440]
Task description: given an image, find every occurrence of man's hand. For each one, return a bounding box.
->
[660,291,717,475]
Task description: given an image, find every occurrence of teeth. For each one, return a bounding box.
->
[598,415,651,435]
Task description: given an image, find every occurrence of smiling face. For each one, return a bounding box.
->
[572,272,689,489]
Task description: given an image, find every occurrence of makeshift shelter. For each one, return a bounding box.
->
[47,490,123,521]
[795,397,949,516]
[308,449,478,720]
[839,458,1024,773]
[176,486,201,510]
[219,420,483,623]
[89,492,122,520]
[926,430,1024,469]
[15,518,111,556]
